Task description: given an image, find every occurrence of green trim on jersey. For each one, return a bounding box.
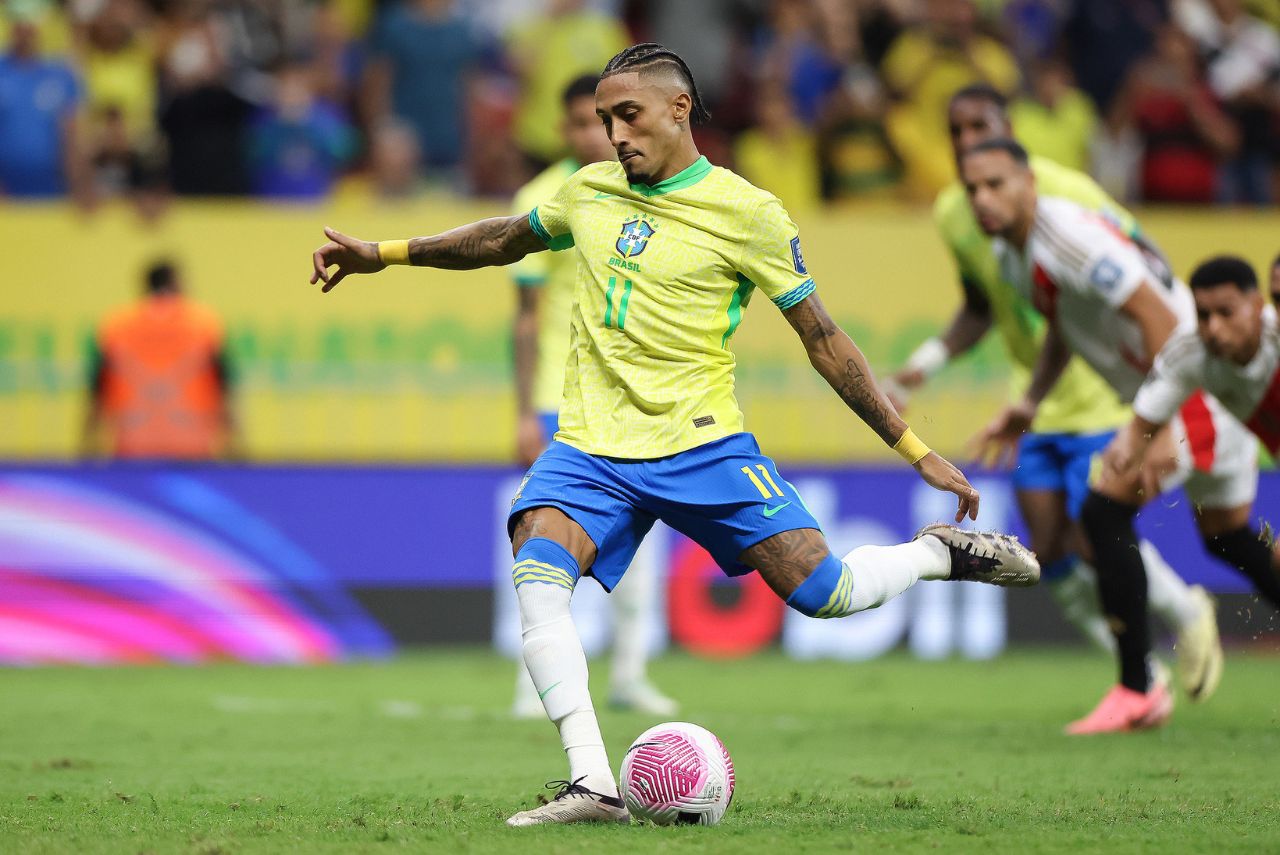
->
[629,156,713,197]
[722,274,756,347]
[529,208,575,251]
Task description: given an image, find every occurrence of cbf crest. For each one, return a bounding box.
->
[616,218,656,258]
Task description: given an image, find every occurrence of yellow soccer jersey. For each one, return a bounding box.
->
[528,156,814,459]
[933,155,1132,434]
[509,158,579,414]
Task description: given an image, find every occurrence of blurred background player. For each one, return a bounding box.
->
[886,85,1211,656]
[1105,255,1280,610]
[83,260,238,460]
[963,140,1258,733]
[507,73,676,718]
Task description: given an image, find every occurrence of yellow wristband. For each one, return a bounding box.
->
[377,240,410,265]
[893,428,931,465]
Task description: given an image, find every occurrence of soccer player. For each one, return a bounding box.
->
[1271,254,1280,305]
[887,85,1210,654]
[962,139,1258,734]
[1103,256,1280,610]
[508,73,676,718]
[311,44,1038,826]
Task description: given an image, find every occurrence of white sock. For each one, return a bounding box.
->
[1049,560,1116,653]
[610,535,657,689]
[1140,539,1204,630]
[845,537,949,613]
[517,580,617,797]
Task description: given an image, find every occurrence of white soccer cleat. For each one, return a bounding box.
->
[506,777,630,827]
[609,680,679,716]
[915,524,1040,587]
[1174,585,1223,703]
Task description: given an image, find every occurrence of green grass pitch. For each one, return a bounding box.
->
[2,649,1278,854]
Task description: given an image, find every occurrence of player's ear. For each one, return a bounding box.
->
[671,90,691,125]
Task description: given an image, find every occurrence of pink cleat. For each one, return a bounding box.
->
[1065,679,1173,736]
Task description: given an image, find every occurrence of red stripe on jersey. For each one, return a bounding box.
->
[1179,391,1217,472]
[1032,263,1057,319]
[1245,363,1280,454]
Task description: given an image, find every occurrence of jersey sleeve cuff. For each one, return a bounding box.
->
[771,278,815,310]
[528,208,575,252]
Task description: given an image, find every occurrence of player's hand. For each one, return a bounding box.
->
[311,226,385,292]
[970,400,1035,469]
[883,368,922,412]
[516,413,547,468]
[1100,429,1141,481]
[914,452,980,522]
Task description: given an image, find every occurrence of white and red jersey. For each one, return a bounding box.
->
[994,195,1194,403]
[1135,307,1280,454]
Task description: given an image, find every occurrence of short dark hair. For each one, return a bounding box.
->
[949,83,1008,112]
[960,137,1030,167]
[562,74,599,107]
[601,43,711,124]
[146,261,178,294]
[1271,252,1280,271]
[1188,255,1257,292]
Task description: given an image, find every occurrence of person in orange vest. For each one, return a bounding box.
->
[83,260,238,460]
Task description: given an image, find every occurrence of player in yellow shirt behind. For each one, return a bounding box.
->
[311,44,1038,827]
[508,74,677,719]
[887,85,1219,695]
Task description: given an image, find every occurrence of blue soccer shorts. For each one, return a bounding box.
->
[508,432,822,591]
[1012,430,1117,519]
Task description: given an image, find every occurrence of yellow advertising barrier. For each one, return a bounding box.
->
[3,198,1278,462]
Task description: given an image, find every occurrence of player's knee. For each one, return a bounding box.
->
[1079,490,1138,543]
[512,536,581,593]
[784,552,854,619]
[1202,526,1271,575]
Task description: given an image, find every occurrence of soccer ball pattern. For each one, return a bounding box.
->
[619,722,735,826]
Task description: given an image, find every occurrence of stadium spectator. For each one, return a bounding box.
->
[881,0,1019,197]
[156,1,252,195]
[1175,0,1280,205]
[1112,24,1241,203]
[507,0,628,171]
[1062,0,1166,114]
[364,0,481,183]
[1009,58,1098,173]
[0,9,88,201]
[79,0,156,144]
[247,60,358,200]
[367,118,422,197]
[734,81,821,212]
[84,260,239,460]
[87,104,169,219]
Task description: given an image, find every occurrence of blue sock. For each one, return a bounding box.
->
[1041,554,1077,583]
[513,537,580,590]
[785,552,854,618]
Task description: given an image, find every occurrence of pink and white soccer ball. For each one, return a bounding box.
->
[618,721,735,826]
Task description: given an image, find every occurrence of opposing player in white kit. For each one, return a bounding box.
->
[1104,255,1280,612]
[963,139,1258,734]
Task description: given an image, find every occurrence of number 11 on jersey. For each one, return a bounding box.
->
[604,277,633,329]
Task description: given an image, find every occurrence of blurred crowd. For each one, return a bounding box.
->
[2,0,1279,218]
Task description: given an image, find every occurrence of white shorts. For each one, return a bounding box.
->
[1160,391,1258,510]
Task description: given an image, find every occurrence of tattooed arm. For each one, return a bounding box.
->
[782,293,907,445]
[783,293,979,520]
[310,216,547,292]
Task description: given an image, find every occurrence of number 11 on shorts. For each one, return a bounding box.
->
[741,465,784,498]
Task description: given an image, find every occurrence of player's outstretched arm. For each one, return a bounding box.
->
[971,319,1071,468]
[783,294,978,521]
[887,284,993,409]
[310,215,547,292]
